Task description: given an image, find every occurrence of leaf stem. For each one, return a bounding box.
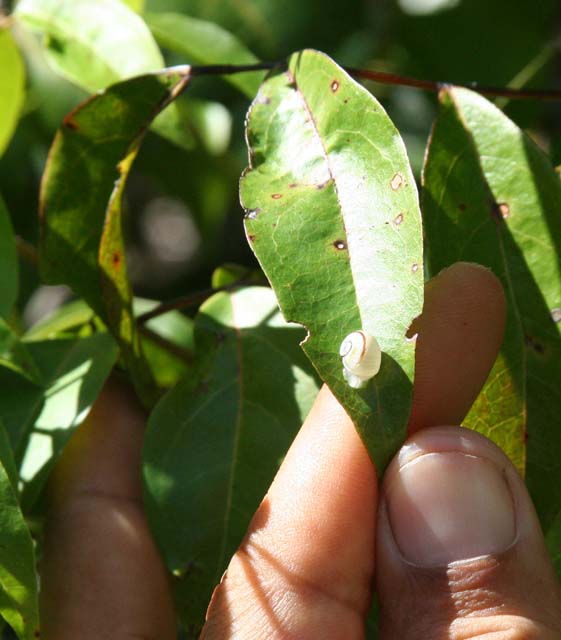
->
[136,279,263,324]
[138,325,194,363]
[16,236,38,267]
[188,61,561,101]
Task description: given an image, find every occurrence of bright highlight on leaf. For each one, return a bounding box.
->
[0,28,25,159]
[240,49,423,472]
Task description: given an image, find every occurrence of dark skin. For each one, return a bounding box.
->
[40,262,561,639]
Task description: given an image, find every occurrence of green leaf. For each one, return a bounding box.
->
[0,195,18,319]
[120,0,145,13]
[18,333,118,511]
[240,50,423,472]
[24,299,95,341]
[143,286,320,631]
[0,319,40,382]
[15,0,194,149]
[0,28,25,158]
[422,87,561,533]
[39,70,190,400]
[146,12,263,98]
[210,263,263,289]
[134,298,194,389]
[0,420,38,639]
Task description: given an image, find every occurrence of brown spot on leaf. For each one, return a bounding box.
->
[343,98,349,104]
[551,308,561,323]
[458,203,467,212]
[390,173,404,191]
[288,183,298,188]
[393,213,404,225]
[331,79,340,92]
[333,240,347,250]
[411,263,419,273]
[247,234,256,242]
[525,333,544,354]
[271,193,283,199]
[112,252,121,269]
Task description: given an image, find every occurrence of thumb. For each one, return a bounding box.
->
[376,426,561,639]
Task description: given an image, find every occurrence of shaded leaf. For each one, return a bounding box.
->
[146,12,263,98]
[143,286,320,631]
[0,420,38,639]
[0,28,25,158]
[0,196,18,319]
[15,0,194,149]
[18,333,118,511]
[422,87,561,533]
[240,50,423,472]
[134,299,194,389]
[210,263,263,289]
[39,70,190,400]
[24,299,95,341]
[0,319,40,382]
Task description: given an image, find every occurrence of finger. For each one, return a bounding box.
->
[377,426,561,639]
[203,262,506,638]
[408,262,506,433]
[40,376,176,640]
[202,384,377,639]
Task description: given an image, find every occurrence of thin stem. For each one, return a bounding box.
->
[16,236,39,267]
[188,61,561,102]
[139,325,194,363]
[136,279,262,324]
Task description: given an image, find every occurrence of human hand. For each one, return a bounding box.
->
[39,263,561,639]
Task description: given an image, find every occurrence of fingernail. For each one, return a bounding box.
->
[385,451,516,566]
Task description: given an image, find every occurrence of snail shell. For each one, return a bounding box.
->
[339,330,381,389]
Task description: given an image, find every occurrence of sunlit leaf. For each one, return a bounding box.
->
[240,50,423,472]
[15,0,194,149]
[423,87,561,533]
[146,11,263,98]
[0,28,25,158]
[0,196,18,319]
[143,286,320,631]
[18,333,118,511]
[0,419,38,640]
[39,70,190,400]
[120,0,144,13]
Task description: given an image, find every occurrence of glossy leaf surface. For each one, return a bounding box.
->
[240,50,423,472]
[423,87,561,533]
[39,70,189,398]
[143,286,320,631]
[146,12,263,98]
[0,28,25,158]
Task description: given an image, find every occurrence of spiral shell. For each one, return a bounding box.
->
[339,330,381,389]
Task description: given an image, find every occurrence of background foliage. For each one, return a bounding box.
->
[1,0,561,637]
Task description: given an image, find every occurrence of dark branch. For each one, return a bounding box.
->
[188,61,561,101]
[136,279,263,324]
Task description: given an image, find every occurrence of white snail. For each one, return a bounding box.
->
[339,330,381,389]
